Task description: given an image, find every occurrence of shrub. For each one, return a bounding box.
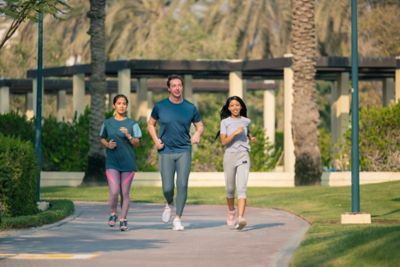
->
[250,125,282,171]
[134,119,158,171]
[0,133,38,217]
[319,127,332,168]
[41,110,89,171]
[0,112,34,141]
[334,102,400,171]
[0,199,74,229]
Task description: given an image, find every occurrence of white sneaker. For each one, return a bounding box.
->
[161,204,172,223]
[172,217,184,231]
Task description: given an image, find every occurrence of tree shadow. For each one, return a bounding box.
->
[240,223,284,232]
[372,208,400,217]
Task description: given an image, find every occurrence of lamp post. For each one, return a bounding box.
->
[350,0,360,213]
[341,0,370,224]
[35,0,43,202]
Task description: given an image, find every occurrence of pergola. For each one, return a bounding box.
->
[1,56,399,172]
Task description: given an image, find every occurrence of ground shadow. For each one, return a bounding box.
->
[0,235,167,254]
[240,223,284,232]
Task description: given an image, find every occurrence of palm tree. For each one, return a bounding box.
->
[290,0,321,185]
[0,0,68,50]
[82,0,106,184]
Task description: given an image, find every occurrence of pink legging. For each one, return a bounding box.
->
[106,169,135,219]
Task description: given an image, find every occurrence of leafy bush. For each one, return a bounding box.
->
[319,127,332,168]
[0,199,74,229]
[250,125,282,171]
[335,102,400,171]
[0,112,34,141]
[134,119,158,171]
[0,133,37,217]
[41,110,89,171]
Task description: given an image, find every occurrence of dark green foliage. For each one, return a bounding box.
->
[135,120,158,171]
[0,133,37,217]
[336,102,400,171]
[250,125,282,171]
[357,103,400,171]
[319,127,332,168]
[41,110,89,171]
[192,93,227,171]
[0,112,34,141]
[0,199,74,229]
[0,111,89,172]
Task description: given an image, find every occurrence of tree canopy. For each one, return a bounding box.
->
[0,0,69,49]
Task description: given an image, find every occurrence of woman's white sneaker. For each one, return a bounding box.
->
[172,217,184,231]
[162,204,172,223]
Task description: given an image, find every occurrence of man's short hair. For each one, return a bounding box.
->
[167,74,184,88]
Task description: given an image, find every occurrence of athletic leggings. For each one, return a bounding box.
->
[105,169,135,219]
[159,151,192,217]
[223,151,250,199]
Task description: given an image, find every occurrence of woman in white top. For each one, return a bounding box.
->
[217,96,256,230]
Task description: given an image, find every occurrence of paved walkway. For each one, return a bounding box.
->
[0,202,309,267]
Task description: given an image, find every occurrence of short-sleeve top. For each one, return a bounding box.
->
[220,116,251,153]
[100,117,142,171]
[150,98,201,154]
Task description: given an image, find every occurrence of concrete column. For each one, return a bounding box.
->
[334,72,350,145]
[330,81,338,145]
[32,78,44,118]
[57,90,67,121]
[108,93,117,111]
[383,77,395,106]
[184,74,193,103]
[118,68,131,117]
[147,91,153,119]
[25,92,34,120]
[263,89,275,145]
[229,71,244,98]
[283,62,295,172]
[32,79,44,116]
[73,74,85,118]
[136,78,148,120]
[192,93,198,107]
[0,86,10,114]
[396,57,400,104]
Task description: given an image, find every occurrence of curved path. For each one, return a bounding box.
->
[0,202,309,267]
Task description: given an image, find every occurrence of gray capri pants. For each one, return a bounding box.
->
[223,151,250,199]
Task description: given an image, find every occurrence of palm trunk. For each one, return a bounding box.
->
[82,0,106,185]
[291,0,321,185]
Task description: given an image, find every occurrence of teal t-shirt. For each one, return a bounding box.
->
[100,117,142,171]
[150,98,201,154]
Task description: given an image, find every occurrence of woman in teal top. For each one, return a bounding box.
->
[100,94,142,231]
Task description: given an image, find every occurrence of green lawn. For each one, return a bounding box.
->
[41,181,400,267]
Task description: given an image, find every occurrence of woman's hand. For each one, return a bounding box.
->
[234,127,244,136]
[120,127,130,137]
[108,139,117,149]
